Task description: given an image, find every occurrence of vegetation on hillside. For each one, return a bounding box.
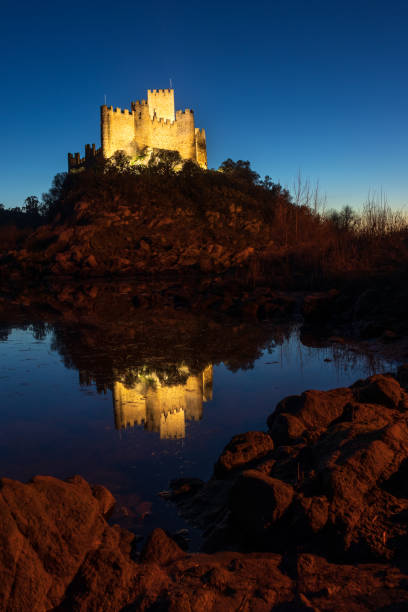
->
[1,151,407,286]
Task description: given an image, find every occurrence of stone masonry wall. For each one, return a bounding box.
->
[147,88,175,121]
[101,106,136,158]
[149,110,196,160]
[73,89,208,170]
[195,128,207,169]
[112,366,211,437]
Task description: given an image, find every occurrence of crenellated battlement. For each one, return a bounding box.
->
[112,366,212,438]
[114,107,133,115]
[68,143,101,171]
[70,87,207,170]
[68,152,83,166]
[147,88,175,122]
[131,99,147,107]
[102,105,134,115]
[176,109,194,116]
[148,88,173,95]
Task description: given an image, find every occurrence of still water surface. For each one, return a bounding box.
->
[0,318,395,542]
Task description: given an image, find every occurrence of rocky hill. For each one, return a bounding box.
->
[0,158,328,283]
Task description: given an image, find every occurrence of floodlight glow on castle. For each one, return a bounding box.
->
[68,88,207,171]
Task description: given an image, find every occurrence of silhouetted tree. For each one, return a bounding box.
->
[328,205,358,232]
[23,196,41,216]
[219,159,260,185]
[41,172,69,218]
[180,159,203,179]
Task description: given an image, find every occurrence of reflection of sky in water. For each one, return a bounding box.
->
[0,326,396,541]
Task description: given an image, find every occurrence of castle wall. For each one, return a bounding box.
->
[113,381,146,428]
[195,128,207,169]
[101,106,136,158]
[160,409,185,439]
[68,144,101,171]
[101,103,199,164]
[132,100,151,153]
[71,88,207,171]
[145,384,187,434]
[112,366,212,437]
[185,375,204,421]
[148,110,196,161]
[147,89,175,121]
[202,364,213,402]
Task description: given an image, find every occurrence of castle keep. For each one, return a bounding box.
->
[113,365,213,439]
[68,88,207,170]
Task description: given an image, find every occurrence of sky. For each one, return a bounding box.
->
[1,0,408,210]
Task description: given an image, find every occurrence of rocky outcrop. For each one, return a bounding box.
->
[0,474,137,611]
[214,431,274,477]
[3,365,408,610]
[171,373,408,565]
[1,198,281,280]
[3,472,408,610]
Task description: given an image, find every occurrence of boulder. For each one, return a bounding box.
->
[268,387,353,443]
[2,466,408,608]
[172,374,408,563]
[214,431,274,478]
[229,470,294,538]
[352,374,402,408]
[0,475,136,611]
[141,528,185,565]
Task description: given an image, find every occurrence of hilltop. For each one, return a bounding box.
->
[0,154,293,279]
[1,152,408,297]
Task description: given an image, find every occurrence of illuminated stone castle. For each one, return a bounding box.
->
[68,88,207,170]
[113,365,213,439]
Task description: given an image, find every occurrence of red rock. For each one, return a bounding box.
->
[268,411,306,443]
[296,495,329,534]
[353,374,402,408]
[214,431,274,478]
[91,482,116,515]
[1,472,408,609]
[229,470,294,533]
[268,387,353,443]
[86,254,98,268]
[141,528,185,565]
[172,374,408,565]
[0,475,136,611]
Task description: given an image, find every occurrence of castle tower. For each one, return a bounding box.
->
[112,365,213,438]
[69,88,207,170]
[160,409,186,439]
[147,89,175,121]
[113,380,147,429]
[202,364,213,402]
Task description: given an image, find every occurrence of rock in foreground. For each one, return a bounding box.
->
[171,372,408,565]
[3,373,408,610]
[1,476,408,611]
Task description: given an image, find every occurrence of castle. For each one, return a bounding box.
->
[68,88,207,171]
[113,365,213,439]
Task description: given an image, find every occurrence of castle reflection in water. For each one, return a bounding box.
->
[112,365,213,439]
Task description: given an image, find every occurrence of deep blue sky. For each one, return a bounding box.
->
[1,0,408,209]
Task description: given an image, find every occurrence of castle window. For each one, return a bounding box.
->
[139,112,142,119]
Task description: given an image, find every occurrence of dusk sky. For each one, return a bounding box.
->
[1,0,408,209]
